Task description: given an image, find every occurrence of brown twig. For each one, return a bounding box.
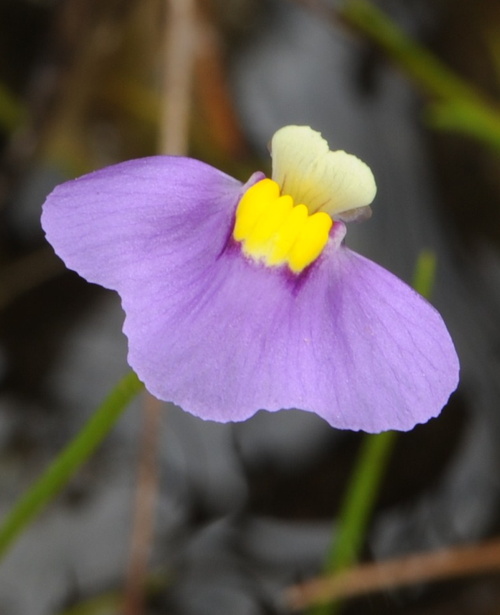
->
[194,1,247,159]
[123,1,198,614]
[286,538,500,610]
[160,0,198,155]
[123,394,163,615]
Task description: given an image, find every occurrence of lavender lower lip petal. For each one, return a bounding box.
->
[41,125,459,432]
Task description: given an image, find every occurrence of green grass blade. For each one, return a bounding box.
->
[311,251,437,614]
[0,371,144,560]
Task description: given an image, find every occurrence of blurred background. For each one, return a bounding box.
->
[1,0,500,614]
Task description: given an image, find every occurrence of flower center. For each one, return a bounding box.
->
[233,178,333,274]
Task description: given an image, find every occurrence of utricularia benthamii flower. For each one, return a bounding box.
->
[42,126,459,432]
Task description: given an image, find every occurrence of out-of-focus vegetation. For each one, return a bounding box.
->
[2,1,500,615]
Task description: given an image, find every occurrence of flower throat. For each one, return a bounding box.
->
[233,178,332,274]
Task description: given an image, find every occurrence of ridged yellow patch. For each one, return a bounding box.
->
[233,126,376,272]
[234,179,332,273]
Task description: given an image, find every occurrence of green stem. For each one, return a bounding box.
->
[412,249,437,300]
[326,432,397,575]
[339,0,500,150]
[311,251,437,615]
[311,432,397,615]
[0,371,144,560]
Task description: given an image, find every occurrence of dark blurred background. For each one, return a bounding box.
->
[1,1,500,614]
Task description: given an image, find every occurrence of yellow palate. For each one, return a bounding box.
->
[268,203,309,264]
[233,179,280,241]
[233,179,333,273]
[288,211,332,272]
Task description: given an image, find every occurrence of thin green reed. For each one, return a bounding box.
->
[311,250,437,615]
[339,0,500,151]
[0,371,144,560]
[0,252,437,569]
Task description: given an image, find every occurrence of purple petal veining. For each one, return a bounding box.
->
[42,156,459,432]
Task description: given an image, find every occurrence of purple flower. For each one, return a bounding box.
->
[41,126,459,432]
